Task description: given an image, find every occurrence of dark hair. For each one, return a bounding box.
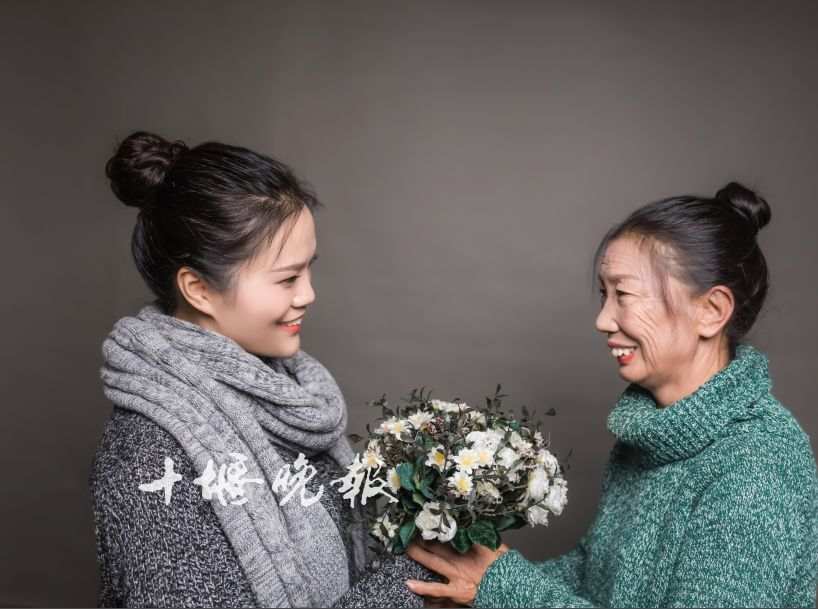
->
[105,131,320,313]
[594,181,771,356]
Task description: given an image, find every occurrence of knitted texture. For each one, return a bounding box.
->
[100,305,365,606]
[91,408,438,607]
[475,346,818,608]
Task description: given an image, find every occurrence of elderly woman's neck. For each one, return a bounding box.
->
[651,338,731,408]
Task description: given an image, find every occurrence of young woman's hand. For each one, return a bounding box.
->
[405,540,509,606]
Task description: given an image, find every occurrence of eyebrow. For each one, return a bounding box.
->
[271,253,318,273]
[598,273,640,283]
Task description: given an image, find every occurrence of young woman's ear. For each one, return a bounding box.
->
[696,285,735,339]
[176,267,217,317]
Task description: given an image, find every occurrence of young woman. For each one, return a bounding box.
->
[406,182,818,607]
[91,132,434,608]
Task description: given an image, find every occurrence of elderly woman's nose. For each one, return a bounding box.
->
[596,300,618,334]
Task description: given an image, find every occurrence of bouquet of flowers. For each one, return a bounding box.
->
[346,386,568,555]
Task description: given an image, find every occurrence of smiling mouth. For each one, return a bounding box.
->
[278,316,303,327]
[610,346,636,358]
[610,346,637,365]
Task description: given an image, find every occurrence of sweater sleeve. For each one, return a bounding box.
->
[91,409,259,608]
[533,542,587,589]
[474,549,595,608]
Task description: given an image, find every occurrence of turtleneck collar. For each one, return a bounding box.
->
[606,345,772,467]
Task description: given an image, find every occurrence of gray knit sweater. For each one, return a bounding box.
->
[90,407,437,608]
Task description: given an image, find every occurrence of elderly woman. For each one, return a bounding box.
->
[406,183,818,607]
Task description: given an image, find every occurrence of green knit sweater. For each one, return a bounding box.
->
[475,346,818,608]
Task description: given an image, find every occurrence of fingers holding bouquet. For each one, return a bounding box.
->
[406,539,509,606]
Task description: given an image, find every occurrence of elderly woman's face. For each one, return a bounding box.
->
[595,236,700,398]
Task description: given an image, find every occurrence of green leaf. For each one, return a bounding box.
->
[397,462,415,491]
[400,494,417,512]
[399,520,417,548]
[494,514,517,531]
[391,535,406,554]
[412,491,426,506]
[418,477,436,500]
[467,520,500,550]
[451,528,472,554]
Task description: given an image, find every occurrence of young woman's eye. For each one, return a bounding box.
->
[280,275,299,285]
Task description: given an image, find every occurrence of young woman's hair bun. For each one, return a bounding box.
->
[105,131,188,209]
[714,181,771,236]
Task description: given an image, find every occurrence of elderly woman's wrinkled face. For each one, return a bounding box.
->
[595,235,700,398]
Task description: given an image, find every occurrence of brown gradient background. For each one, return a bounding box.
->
[2,1,817,606]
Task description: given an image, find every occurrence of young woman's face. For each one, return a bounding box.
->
[595,235,701,397]
[205,208,318,358]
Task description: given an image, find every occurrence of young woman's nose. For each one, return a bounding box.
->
[596,299,619,334]
[293,275,316,309]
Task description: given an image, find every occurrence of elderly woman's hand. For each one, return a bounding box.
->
[405,540,509,606]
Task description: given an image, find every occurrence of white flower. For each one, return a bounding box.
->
[467,410,487,425]
[536,449,559,478]
[475,447,495,467]
[437,512,458,542]
[466,430,486,444]
[497,447,519,470]
[448,470,473,497]
[425,445,447,471]
[527,467,549,502]
[509,431,533,454]
[389,419,411,440]
[415,502,442,538]
[467,429,504,453]
[414,502,458,542]
[386,466,402,493]
[430,399,468,414]
[527,503,550,527]
[543,477,568,516]
[372,513,399,544]
[362,447,385,470]
[453,448,480,473]
[533,430,544,447]
[476,481,502,502]
[408,411,434,430]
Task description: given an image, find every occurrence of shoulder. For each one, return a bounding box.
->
[692,402,818,511]
[90,407,258,607]
[90,407,214,535]
[91,407,194,497]
[716,392,817,475]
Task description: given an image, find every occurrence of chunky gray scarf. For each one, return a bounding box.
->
[100,304,368,607]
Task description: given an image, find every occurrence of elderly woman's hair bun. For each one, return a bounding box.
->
[105,131,189,209]
[714,181,771,237]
